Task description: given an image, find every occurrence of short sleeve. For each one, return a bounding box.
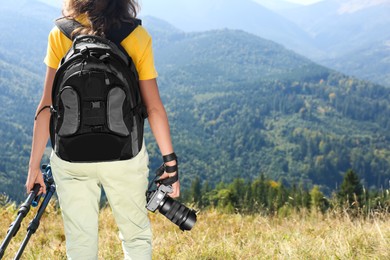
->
[43,27,72,69]
[121,26,158,80]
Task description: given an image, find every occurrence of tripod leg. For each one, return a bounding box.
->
[13,185,56,260]
[0,184,40,259]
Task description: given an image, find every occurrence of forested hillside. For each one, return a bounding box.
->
[1,3,390,202]
[0,59,42,201]
[146,25,390,194]
[0,0,58,201]
[0,1,59,75]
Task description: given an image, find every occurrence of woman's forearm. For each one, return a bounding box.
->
[139,79,175,157]
[29,109,51,169]
[29,67,56,169]
[147,105,175,157]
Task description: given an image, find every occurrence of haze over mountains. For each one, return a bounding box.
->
[139,0,390,87]
[276,0,390,85]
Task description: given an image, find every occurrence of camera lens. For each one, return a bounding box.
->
[159,197,197,231]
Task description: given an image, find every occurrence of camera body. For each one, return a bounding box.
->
[146,184,173,212]
[146,184,197,231]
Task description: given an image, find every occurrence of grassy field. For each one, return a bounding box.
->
[0,202,389,259]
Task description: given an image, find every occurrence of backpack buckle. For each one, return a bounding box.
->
[91,101,101,109]
[91,125,104,132]
[80,47,89,57]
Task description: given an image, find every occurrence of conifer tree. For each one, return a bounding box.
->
[338,169,363,207]
[189,176,202,207]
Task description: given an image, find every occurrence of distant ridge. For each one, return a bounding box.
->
[139,0,320,57]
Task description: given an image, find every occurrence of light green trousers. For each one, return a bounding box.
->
[50,144,152,260]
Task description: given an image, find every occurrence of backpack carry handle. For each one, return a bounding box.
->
[71,35,129,65]
[72,35,111,51]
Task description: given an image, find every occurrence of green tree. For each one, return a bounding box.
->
[338,169,363,208]
[200,180,211,208]
[251,174,268,212]
[310,185,328,213]
[0,193,10,207]
[189,176,202,207]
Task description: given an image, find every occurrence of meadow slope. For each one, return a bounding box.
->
[0,203,389,259]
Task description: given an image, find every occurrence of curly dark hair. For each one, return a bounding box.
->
[64,0,139,37]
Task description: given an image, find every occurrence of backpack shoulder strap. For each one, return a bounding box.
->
[54,17,82,40]
[107,19,142,45]
[54,17,142,45]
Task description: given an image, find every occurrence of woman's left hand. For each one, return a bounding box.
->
[158,171,180,198]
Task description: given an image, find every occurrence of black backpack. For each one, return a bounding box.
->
[50,17,148,162]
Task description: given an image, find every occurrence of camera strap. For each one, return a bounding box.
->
[153,164,179,186]
[165,164,178,173]
[160,152,179,185]
[146,153,179,192]
[159,174,178,186]
[163,152,177,163]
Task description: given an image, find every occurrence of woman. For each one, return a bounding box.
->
[25,0,180,259]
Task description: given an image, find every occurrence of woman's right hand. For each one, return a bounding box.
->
[25,167,46,195]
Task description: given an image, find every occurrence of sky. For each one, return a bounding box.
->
[39,0,324,8]
[284,0,323,4]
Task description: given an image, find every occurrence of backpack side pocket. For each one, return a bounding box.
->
[107,86,130,136]
[58,86,80,136]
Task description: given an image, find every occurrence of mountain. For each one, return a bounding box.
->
[277,0,390,86]
[139,0,321,57]
[146,20,390,194]
[0,0,61,75]
[2,2,390,202]
[0,57,42,202]
[0,0,59,201]
[253,0,303,10]
[142,0,390,86]
[320,40,390,87]
[280,0,390,55]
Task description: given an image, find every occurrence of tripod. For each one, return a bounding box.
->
[0,165,56,260]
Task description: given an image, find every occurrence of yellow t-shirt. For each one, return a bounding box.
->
[44,23,158,80]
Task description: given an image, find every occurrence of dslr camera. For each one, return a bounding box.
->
[146,164,197,231]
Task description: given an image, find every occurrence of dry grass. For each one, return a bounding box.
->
[0,203,389,259]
